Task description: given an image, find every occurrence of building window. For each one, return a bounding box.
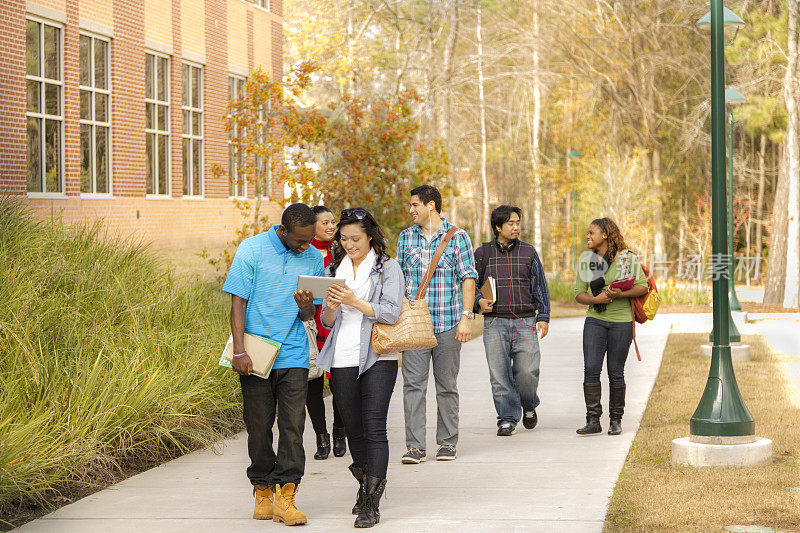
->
[228,75,246,198]
[79,33,111,195]
[254,0,270,9]
[26,18,63,194]
[145,52,170,196]
[182,63,203,196]
[255,105,271,198]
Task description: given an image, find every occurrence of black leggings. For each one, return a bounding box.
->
[306,375,343,435]
[582,317,633,387]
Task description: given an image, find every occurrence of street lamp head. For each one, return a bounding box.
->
[697,6,745,44]
[725,87,747,105]
[567,149,582,159]
[696,7,745,30]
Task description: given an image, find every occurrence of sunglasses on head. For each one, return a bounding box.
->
[341,208,368,220]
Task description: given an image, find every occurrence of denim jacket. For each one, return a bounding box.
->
[317,257,405,377]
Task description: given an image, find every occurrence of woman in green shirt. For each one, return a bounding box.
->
[573,218,648,436]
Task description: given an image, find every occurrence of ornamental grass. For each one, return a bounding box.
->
[0,198,240,515]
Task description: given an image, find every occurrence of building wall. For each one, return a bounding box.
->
[25,196,282,248]
[0,0,284,249]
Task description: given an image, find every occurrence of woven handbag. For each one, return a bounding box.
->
[371,227,458,354]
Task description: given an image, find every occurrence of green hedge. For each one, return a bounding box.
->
[547,276,710,305]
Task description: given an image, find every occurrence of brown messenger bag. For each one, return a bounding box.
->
[371,227,458,354]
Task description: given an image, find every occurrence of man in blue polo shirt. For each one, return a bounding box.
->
[222,203,323,526]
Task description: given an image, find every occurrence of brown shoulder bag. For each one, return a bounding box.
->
[371,227,458,354]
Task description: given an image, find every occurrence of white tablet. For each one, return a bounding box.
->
[297,275,347,299]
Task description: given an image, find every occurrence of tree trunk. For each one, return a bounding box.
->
[476,6,489,242]
[565,154,573,272]
[784,0,800,308]
[651,148,665,260]
[441,0,459,223]
[765,141,790,303]
[755,134,767,278]
[531,3,543,255]
[641,151,653,256]
[346,0,356,94]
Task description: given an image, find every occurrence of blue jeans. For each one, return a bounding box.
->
[482,316,541,427]
[330,361,398,479]
[582,317,633,387]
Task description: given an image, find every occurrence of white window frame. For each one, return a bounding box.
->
[79,31,112,198]
[181,61,204,198]
[249,0,270,12]
[255,104,272,199]
[26,16,65,198]
[228,74,247,199]
[145,50,171,198]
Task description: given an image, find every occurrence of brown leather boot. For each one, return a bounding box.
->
[272,482,308,526]
[252,484,274,520]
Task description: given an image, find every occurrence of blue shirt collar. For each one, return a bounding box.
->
[268,225,289,255]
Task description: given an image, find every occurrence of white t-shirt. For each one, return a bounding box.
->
[332,249,376,368]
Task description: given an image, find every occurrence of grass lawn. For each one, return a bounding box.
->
[605,333,800,532]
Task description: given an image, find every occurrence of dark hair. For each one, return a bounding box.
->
[281,203,316,232]
[590,217,628,262]
[312,205,332,217]
[491,205,522,238]
[410,185,442,213]
[329,207,389,274]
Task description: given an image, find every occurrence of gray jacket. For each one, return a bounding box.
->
[317,257,405,377]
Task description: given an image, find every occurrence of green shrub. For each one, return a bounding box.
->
[547,274,710,306]
[0,199,239,508]
[547,277,575,304]
[658,282,710,306]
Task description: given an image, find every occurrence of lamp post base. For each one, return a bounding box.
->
[672,436,772,467]
[700,343,751,361]
[729,288,742,311]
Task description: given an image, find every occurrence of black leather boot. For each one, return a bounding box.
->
[608,385,626,435]
[313,433,331,460]
[354,475,386,528]
[332,426,347,457]
[348,464,365,515]
[576,382,603,435]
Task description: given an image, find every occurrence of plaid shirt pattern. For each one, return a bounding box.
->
[397,218,478,333]
[474,239,550,322]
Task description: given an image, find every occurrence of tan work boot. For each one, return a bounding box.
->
[253,484,275,520]
[272,482,307,526]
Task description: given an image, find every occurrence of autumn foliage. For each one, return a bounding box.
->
[205,61,449,272]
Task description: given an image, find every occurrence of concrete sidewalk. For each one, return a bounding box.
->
[17,316,677,532]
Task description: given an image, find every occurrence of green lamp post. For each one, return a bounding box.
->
[567,149,582,273]
[700,10,744,342]
[725,87,747,311]
[691,2,754,439]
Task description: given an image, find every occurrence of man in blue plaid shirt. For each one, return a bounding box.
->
[396,185,477,463]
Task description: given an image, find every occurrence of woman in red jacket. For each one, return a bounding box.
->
[307,205,347,459]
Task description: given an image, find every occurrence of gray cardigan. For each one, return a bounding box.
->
[316,257,405,376]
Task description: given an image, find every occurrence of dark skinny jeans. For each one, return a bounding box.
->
[306,375,344,435]
[582,317,633,387]
[329,361,398,480]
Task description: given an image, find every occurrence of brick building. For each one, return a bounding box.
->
[0,0,284,248]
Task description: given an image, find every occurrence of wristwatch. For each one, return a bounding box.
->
[462,310,475,320]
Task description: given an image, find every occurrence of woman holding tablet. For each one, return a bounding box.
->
[573,217,648,436]
[317,208,404,528]
[307,205,347,460]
